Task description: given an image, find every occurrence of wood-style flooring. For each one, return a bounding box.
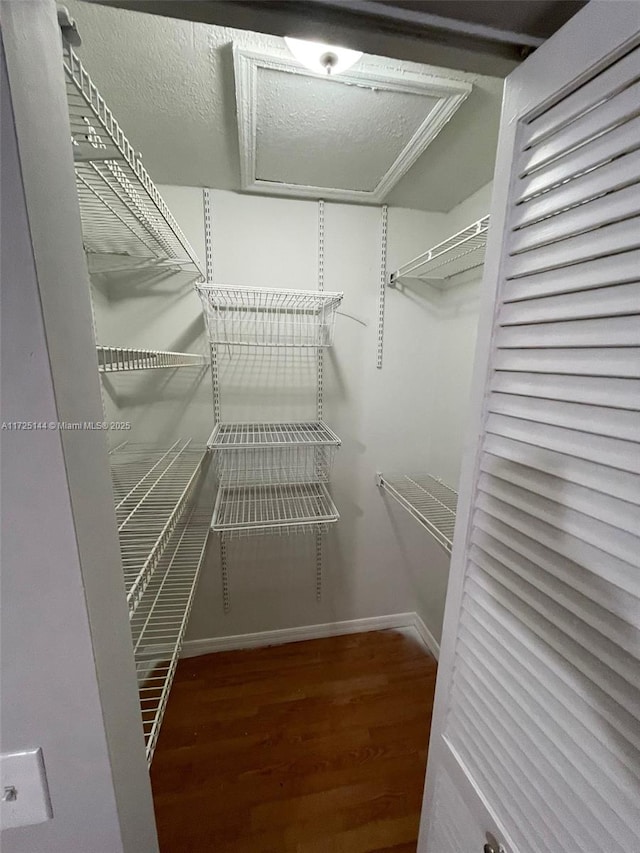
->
[151,629,437,853]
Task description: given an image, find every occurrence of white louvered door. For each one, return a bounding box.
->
[419,4,640,852]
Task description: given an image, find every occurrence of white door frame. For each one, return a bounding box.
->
[1,2,158,850]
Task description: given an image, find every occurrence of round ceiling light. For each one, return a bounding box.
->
[284,37,363,76]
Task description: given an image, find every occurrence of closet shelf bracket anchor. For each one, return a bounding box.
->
[315,532,322,602]
[221,537,230,613]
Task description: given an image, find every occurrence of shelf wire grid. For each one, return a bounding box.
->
[390,215,490,284]
[63,44,204,276]
[209,421,341,486]
[196,285,343,347]
[378,473,458,552]
[109,440,206,613]
[130,495,210,763]
[214,445,338,487]
[97,346,206,372]
[212,482,339,538]
[209,421,341,447]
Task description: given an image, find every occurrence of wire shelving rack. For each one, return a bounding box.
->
[389,215,490,287]
[110,441,206,613]
[196,285,343,347]
[208,421,341,486]
[63,44,204,277]
[97,346,206,372]
[130,496,210,763]
[198,201,343,607]
[377,473,458,552]
[212,482,339,538]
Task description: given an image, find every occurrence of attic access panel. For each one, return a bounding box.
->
[233,46,471,203]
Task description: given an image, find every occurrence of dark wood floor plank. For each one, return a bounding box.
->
[152,629,436,852]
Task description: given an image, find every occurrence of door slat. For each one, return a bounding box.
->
[516,115,640,202]
[488,391,640,440]
[504,248,640,301]
[490,370,640,409]
[519,79,640,177]
[512,149,640,230]
[506,217,640,279]
[509,183,640,255]
[522,47,640,149]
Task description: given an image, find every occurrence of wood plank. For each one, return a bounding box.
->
[151,630,436,853]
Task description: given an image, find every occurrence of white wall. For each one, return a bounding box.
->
[95,183,489,648]
[429,182,493,486]
[152,188,466,646]
[89,187,211,450]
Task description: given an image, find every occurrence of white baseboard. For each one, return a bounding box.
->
[411,612,441,660]
[181,611,440,660]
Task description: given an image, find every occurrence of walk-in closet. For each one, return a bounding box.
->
[2,1,639,852]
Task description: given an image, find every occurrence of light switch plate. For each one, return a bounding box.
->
[1,748,53,830]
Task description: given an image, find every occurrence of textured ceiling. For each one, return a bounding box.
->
[65,0,503,212]
[255,71,438,192]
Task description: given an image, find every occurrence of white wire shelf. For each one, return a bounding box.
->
[378,473,458,553]
[209,421,341,486]
[63,44,204,277]
[130,498,210,764]
[97,346,206,372]
[215,445,339,487]
[389,215,490,287]
[211,482,339,538]
[110,441,206,613]
[196,285,343,347]
[208,421,341,448]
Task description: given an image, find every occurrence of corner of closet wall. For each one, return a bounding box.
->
[90,184,210,451]
[375,181,493,645]
[428,180,494,488]
[146,184,487,652]
[152,187,452,645]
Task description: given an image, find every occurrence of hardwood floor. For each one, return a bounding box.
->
[151,630,437,853]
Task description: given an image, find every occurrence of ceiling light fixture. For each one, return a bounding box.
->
[284,37,363,76]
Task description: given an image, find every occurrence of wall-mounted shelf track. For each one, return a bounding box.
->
[130,495,210,763]
[110,441,206,613]
[97,346,206,372]
[378,473,458,553]
[196,284,343,347]
[212,482,339,538]
[63,44,204,277]
[389,215,490,287]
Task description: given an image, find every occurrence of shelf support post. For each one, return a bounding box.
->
[317,199,325,420]
[315,532,322,602]
[376,204,388,369]
[203,188,221,423]
[220,537,230,613]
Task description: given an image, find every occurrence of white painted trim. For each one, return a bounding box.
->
[233,46,471,203]
[411,613,441,660]
[181,611,439,658]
